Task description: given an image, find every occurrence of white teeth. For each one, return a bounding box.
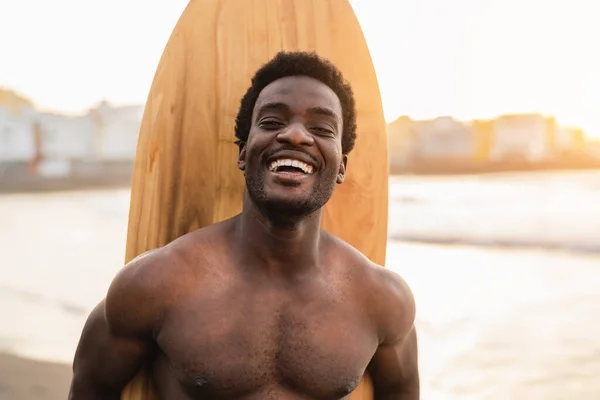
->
[267,158,314,174]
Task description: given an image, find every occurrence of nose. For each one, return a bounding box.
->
[276,122,314,146]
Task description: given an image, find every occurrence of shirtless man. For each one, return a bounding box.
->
[69,51,419,400]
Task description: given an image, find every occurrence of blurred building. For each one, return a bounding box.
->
[0,88,33,113]
[0,106,37,164]
[411,116,476,161]
[89,101,144,161]
[589,139,600,158]
[0,93,142,192]
[387,116,478,173]
[387,112,600,174]
[555,126,586,155]
[387,115,413,170]
[471,119,494,162]
[489,114,556,162]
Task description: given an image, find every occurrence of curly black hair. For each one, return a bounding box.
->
[234,51,357,154]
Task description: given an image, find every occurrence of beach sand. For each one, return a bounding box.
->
[0,353,71,400]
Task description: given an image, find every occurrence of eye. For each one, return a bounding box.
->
[311,126,335,137]
[258,119,284,130]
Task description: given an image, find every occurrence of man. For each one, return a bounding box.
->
[69,51,419,399]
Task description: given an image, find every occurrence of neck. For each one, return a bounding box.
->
[233,191,323,276]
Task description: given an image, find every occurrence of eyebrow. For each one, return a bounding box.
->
[256,102,289,115]
[307,106,339,120]
[256,102,340,120]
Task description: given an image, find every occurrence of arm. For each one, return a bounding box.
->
[68,300,154,399]
[369,325,419,399]
[69,254,162,399]
[368,269,419,400]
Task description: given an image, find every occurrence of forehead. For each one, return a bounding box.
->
[253,76,342,118]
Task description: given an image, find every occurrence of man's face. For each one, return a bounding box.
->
[238,76,347,218]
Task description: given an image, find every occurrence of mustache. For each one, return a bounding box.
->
[262,145,319,166]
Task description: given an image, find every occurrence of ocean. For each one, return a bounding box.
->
[1,170,599,399]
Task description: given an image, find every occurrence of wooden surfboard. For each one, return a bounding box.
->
[122,0,388,399]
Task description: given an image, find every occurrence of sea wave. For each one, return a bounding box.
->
[388,233,600,255]
[388,171,600,255]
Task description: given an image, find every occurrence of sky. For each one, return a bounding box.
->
[0,0,598,136]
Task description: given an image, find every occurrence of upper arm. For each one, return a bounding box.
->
[69,300,154,399]
[369,325,419,399]
[69,252,164,399]
[367,269,419,400]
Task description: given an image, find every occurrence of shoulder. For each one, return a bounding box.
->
[358,262,416,345]
[104,228,217,337]
[367,265,416,341]
[325,233,416,344]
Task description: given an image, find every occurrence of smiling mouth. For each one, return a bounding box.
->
[268,158,314,175]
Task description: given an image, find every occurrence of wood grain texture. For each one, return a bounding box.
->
[122,0,388,398]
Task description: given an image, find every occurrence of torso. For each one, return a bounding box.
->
[145,221,383,399]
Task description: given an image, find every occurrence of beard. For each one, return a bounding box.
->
[244,157,338,223]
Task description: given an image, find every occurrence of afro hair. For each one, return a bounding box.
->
[234,51,357,154]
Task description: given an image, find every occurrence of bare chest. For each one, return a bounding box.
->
[155,284,377,399]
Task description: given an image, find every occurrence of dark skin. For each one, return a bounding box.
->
[69,76,419,400]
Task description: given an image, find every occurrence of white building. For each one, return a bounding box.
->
[0,102,143,165]
[490,114,553,162]
[0,106,36,163]
[387,116,414,168]
[36,112,95,161]
[412,116,476,159]
[90,102,142,161]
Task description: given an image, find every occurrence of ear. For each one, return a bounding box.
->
[236,141,247,172]
[336,154,348,184]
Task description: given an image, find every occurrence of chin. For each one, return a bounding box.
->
[245,173,332,219]
[264,193,316,215]
[250,190,321,222]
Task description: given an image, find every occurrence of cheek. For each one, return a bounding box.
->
[330,143,343,164]
[244,136,262,159]
[331,135,343,155]
[246,130,270,153]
